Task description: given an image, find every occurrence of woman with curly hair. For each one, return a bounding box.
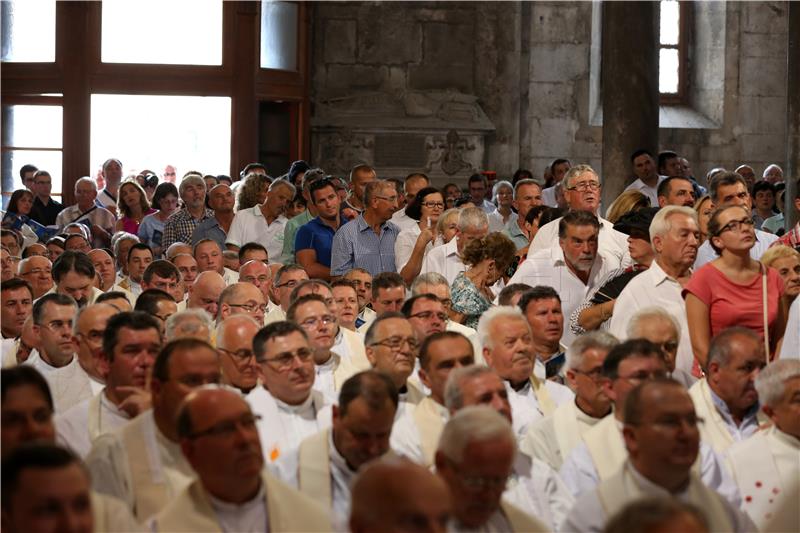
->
[235,172,272,211]
[450,232,517,329]
[115,180,155,234]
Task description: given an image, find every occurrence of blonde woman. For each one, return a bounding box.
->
[761,245,800,302]
[605,190,650,223]
[693,195,713,244]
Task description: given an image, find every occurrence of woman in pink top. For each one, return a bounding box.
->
[115,180,156,235]
[684,204,787,370]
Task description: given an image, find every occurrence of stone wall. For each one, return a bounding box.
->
[311,1,790,184]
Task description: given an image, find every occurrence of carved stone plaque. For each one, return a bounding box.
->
[374,135,426,168]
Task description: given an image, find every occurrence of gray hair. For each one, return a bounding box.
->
[74,176,97,192]
[363,180,394,205]
[457,207,489,232]
[563,164,598,190]
[444,365,496,411]
[111,232,140,259]
[476,305,528,350]
[215,314,260,350]
[649,205,697,241]
[513,179,541,200]
[410,272,449,295]
[707,327,762,367]
[567,331,619,369]
[269,179,296,196]
[754,359,800,407]
[437,405,515,463]
[436,208,460,235]
[178,174,206,198]
[165,308,214,342]
[492,180,513,202]
[626,307,681,342]
[762,164,783,178]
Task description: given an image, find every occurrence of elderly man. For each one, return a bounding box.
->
[519,286,568,381]
[609,205,699,374]
[421,207,489,285]
[391,331,474,466]
[626,307,696,388]
[436,407,550,532]
[71,303,118,392]
[503,179,543,250]
[246,321,332,464]
[89,248,117,292]
[726,360,800,532]
[274,371,399,527]
[688,328,768,455]
[86,338,221,520]
[165,308,213,343]
[623,149,661,206]
[657,176,696,208]
[186,271,226,319]
[296,178,344,280]
[563,379,751,533]
[190,183,235,249]
[511,210,620,347]
[531,165,630,265]
[331,180,401,277]
[216,314,260,394]
[52,250,103,307]
[763,163,784,184]
[152,388,331,532]
[694,171,779,267]
[264,263,309,324]
[478,306,573,439]
[350,456,451,533]
[522,331,618,470]
[55,176,115,247]
[56,312,162,458]
[227,179,295,262]
[239,259,274,309]
[217,282,267,325]
[343,267,374,326]
[161,174,213,250]
[17,255,52,299]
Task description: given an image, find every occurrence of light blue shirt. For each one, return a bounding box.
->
[330,214,399,277]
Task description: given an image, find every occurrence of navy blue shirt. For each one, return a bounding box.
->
[295,217,337,267]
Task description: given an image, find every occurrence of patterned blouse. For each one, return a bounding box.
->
[450,272,492,330]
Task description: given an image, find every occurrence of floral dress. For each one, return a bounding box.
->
[450,271,492,330]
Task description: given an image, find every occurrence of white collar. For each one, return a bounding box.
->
[207,482,265,512]
[274,393,315,415]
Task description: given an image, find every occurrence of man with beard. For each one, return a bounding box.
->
[657,176,696,208]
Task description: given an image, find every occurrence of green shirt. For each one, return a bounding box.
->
[503,217,529,250]
[277,210,313,264]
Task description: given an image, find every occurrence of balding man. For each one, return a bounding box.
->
[17,255,53,298]
[626,307,696,388]
[186,270,225,319]
[165,308,213,343]
[190,183,235,250]
[71,303,118,392]
[55,176,115,247]
[216,315,261,394]
[88,248,118,292]
[563,379,751,533]
[239,259,275,311]
[194,239,238,285]
[436,406,550,532]
[86,338,221,520]
[274,371,399,527]
[217,281,267,325]
[421,207,489,285]
[228,179,295,262]
[350,456,451,533]
[152,388,331,532]
[726,360,800,532]
[264,263,309,324]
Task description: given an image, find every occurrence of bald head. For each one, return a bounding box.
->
[218,282,266,323]
[187,271,225,318]
[350,457,451,533]
[239,260,272,302]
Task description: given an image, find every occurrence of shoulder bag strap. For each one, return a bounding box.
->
[762,264,770,363]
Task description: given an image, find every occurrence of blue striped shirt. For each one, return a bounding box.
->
[330,214,399,277]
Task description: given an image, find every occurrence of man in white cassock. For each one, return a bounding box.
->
[246,321,332,464]
[562,379,753,533]
[263,264,308,325]
[152,387,332,532]
[391,331,474,466]
[56,311,161,458]
[85,338,221,521]
[559,339,741,505]
[273,371,398,529]
[216,314,261,395]
[478,306,573,439]
[726,360,800,532]
[521,331,618,470]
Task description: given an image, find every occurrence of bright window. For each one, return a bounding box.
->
[0,0,56,63]
[90,94,231,178]
[101,0,223,65]
[260,1,298,71]
[659,0,686,99]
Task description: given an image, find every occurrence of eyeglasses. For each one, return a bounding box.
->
[566,181,601,192]
[77,329,104,343]
[299,315,335,329]
[409,311,448,322]
[370,336,419,352]
[717,217,755,235]
[241,275,270,285]
[21,268,51,276]
[275,279,300,289]
[188,413,262,440]
[219,347,257,362]
[572,366,604,382]
[228,302,268,313]
[421,201,445,209]
[261,348,314,370]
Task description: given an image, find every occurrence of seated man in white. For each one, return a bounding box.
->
[264,264,309,324]
[391,331,474,466]
[562,379,752,533]
[216,314,261,395]
[25,293,94,412]
[152,387,331,533]
[420,206,489,285]
[287,294,359,402]
[726,359,800,532]
[56,311,162,458]
[436,406,551,532]
[246,321,332,464]
[529,164,631,267]
[273,370,399,528]
[72,302,120,395]
[509,210,621,346]
[609,205,699,375]
[625,307,697,388]
[85,338,222,521]
[477,306,573,439]
[559,339,740,504]
[522,331,618,470]
[689,327,768,455]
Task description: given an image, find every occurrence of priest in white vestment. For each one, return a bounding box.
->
[216,314,262,395]
[246,321,332,464]
[153,387,332,532]
[85,338,222,520]
[562,379,752,533]
[263,264,309,325]
[726,360,800,532]
[478,307,573,439]
[71,303,121,395]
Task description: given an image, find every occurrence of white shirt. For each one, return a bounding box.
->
[504,379,574,439]
[420,239,464,286]
[541,186,558,208]
[222,267,239,286]
[312,352,340,404]
[395,224,434,273]
[608,260,694,374]
[504,452,574,532]
[55,390,131,458]
[778,297,799,360]
[23,352,94,413]
[477,198,498,215]
[207,484,268,533]
[530,215,632,269]
[487,210,510,233]
[448,510,511,533]
[246,387,332,464]
[694,229,779,268]
[226,206,288,263]
[390,209,419,232]
[623,177,660,207]
[508,246,620,346]
[390,398,449,465]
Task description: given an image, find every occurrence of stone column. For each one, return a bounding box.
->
[601,1,660,210]
[786,1,800,229]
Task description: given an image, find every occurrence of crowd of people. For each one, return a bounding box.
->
[1,152,799,533]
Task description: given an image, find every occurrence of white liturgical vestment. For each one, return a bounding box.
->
[504,376,574,439]
[331,327,371,371]
[503,452,574,531]
[447,499,549,533]
[391,396,450,466]
[23,351,94,413]
[55,390,131,458]
[689,379,766,455]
